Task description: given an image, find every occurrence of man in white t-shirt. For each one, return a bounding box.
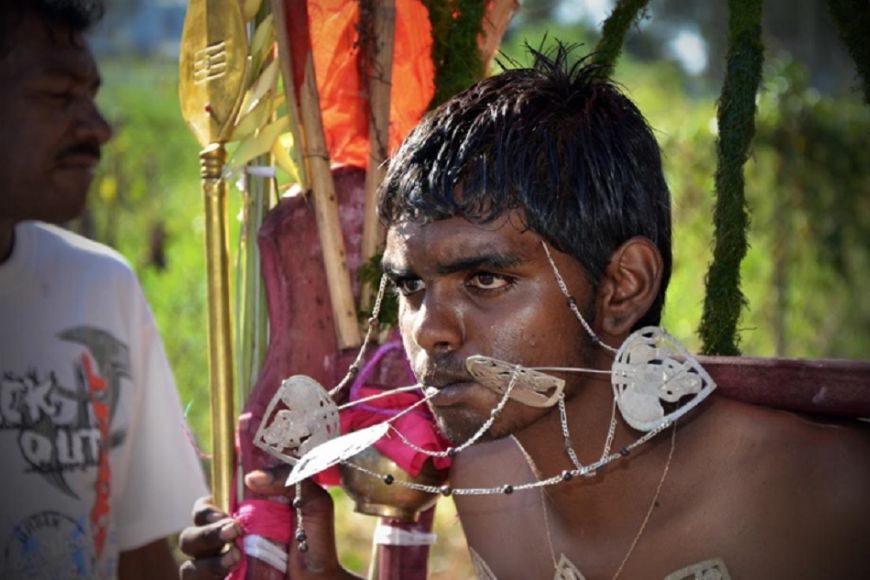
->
[0,1,208,578]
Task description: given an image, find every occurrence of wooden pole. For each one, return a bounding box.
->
[273,0,361,349]
[479,0,518,69]
[703,356,870,417]
[360,0,396,311]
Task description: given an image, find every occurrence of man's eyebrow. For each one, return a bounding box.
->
[38,61,102,89]
[435,252,522,275]
[381,252,522,278]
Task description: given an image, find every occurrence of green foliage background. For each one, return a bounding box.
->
[80,20,869,578]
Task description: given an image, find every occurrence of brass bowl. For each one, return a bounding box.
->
[340,446,449,522]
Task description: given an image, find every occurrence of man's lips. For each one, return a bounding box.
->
[56,144,102,170]
[56,153,100,169]
[423,381,477,407]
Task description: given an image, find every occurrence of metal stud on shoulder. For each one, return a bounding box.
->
[611,326,717,432]
[253,375,340,464]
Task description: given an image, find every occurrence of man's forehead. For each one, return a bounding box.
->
[383,215,541,269]
[1,13,97,82]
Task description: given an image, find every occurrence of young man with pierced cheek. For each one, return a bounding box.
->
[0,2,207,578]
[382,212,608,445]
[179,45,870,580]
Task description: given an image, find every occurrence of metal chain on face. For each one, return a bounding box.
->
[332,255,671,498]
[386,365,523,458]
[341,419,672,497]
[329,274,390,398]
[540,242,618,354]
[322,247,670,505]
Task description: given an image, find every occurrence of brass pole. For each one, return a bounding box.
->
[200,143,236,512]
[179,0,248,512]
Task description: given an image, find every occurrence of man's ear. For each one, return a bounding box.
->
[595,237,663,339]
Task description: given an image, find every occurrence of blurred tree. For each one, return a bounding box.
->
[521,0,862,95]
[651,0,858,93]
[748,55,870,357]
[514,0,560,24]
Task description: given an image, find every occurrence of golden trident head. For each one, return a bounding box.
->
[179,0,248,148]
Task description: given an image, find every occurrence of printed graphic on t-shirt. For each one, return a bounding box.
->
[3,511,95,579]
[1,326,130,579]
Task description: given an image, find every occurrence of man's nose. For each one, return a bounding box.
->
[75,100,113,145]
[410,290,465,355]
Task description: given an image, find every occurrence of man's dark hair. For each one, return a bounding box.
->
[378,44,672,328]
[0,0,104,55]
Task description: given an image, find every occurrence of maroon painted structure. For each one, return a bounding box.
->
[703,356,870,417]
[238,166,430,579]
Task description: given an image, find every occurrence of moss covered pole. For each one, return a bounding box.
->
[592,0,651,74]
[698,0,764,355]
[828,0,870,105]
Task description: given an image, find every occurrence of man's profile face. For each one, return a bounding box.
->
[382,210,598,443]
[0,10,111,225]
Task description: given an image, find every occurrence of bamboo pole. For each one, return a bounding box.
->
[479,0,518,69]
[179,0,248,512]
[272,0,361,349]
[360,0,396,311]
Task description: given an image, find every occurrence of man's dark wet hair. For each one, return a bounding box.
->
[378,44,672,328]
[0,0,104,56]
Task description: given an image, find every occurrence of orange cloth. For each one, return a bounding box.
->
[304,0,435,167]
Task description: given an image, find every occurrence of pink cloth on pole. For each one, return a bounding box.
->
[227,499,293,580]
[316,340,451,486]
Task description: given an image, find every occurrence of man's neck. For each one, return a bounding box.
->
[510,345,683,525]
[514,371,620,478]
[0,220,15,264]
[512,344,623,472]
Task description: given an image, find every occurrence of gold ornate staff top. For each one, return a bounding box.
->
[179,0,248,512]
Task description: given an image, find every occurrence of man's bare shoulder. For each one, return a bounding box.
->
[681,395,870,577]
[701,395,870,481]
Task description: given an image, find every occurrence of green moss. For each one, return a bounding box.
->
[592,0,651,75]
[698,0,763,355]
[828,0,870,104]
[423,0,487,108]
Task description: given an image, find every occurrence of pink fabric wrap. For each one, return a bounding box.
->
[316,341,451,486]
[227,499,293,580]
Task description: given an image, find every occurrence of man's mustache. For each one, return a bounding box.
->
[417,355,473,387]
[57,142,102,162]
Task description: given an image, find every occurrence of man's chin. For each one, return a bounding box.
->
[435,410,496,446]
[44,186,90,223]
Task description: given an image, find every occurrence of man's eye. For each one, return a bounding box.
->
[468,272,511,291]
[394,278,425,296]
[43,90,74,105]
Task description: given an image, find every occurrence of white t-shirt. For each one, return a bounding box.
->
[0,222,208,579]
